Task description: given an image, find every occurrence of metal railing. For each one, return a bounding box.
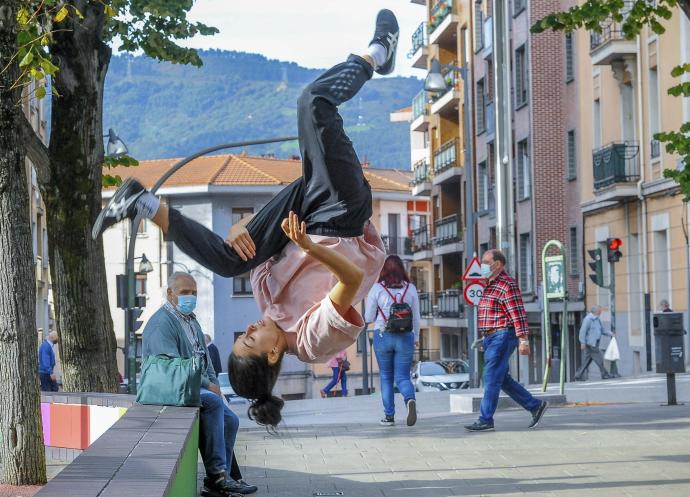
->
[592,141,640,190]
[650,138,661,159]
[413,348,442,363]
[434,139,460,174]
[411,158,432,186]
[419,292,434,318]
[412,90,430,121]
[429,0,454,33]
[408,22,427,57]
[436,289,464,318]
[433,214,461,246]
[431,64,461,101]
[381,236,413,257]
[411,225,432,253]
[590,1,633,50]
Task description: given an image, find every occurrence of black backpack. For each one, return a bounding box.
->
[378,284,413,333]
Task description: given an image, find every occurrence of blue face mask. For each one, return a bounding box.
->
[480,263,493,279]
[176,295,197,315]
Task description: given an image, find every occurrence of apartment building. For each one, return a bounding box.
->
[103,154,426,397]
[578,6,690,375]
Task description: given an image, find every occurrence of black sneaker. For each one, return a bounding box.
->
[226,479,258,495]
[528,401,549,429]
[406,399,417,427]
[464,420,495,432]
[369,9,399,75]
[201,474,243,497]
[380,415,395,426]
[91,177,146,240]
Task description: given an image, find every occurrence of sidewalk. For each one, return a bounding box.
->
[232,374,690,497]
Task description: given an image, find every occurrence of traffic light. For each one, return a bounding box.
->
[607,238,623,263]
[127,307,145,333]
[588,248,604,287]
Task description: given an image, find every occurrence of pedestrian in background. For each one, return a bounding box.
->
[38,331,59,392]
[365,255,420,427]
[205,333,223,375]
[465,249,548,432]
[659,299,673,313]
[574,305,615,381]
[320,349,348,398]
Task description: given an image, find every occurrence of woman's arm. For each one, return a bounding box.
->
[408,284,421,343]
[364,286,380,323]
[281,212,364,311]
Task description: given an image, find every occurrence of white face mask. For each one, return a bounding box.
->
[480,263,493,279]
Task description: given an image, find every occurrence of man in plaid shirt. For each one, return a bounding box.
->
[465,249,548,432]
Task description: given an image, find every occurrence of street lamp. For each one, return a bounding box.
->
[138,253,154,274]
[105,129,129,157]
[424,57,479,387]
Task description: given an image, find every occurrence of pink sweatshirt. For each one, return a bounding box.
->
[326,350,348,369]
[250,222,385,363]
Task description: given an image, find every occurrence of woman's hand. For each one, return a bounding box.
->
[281,211,313,252]
[226,224,256,261]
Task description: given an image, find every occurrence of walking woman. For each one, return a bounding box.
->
[320,349,348,398]
[365,255,421,426]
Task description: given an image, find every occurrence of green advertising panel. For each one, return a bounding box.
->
[545,255,565,299]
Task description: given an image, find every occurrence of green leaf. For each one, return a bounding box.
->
[40,34,51,46]
[39,58,59,76]
[19,51,34,68]
[17,8,30,26]
[73,7,84,19]
[105,5,116,17]
[671,64,690,77]
[35,86,46,99]
[54,6,69,23]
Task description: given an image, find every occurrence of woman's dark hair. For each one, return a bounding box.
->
[378,255,410,288]
[228,352,284,429]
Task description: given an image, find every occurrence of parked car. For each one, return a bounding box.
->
[412,360,470,392]
[217,373,243,403]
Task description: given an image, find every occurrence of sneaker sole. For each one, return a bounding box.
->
[380,421,395,427]
[406,399,417,427]
[91,177,142,240]
[529,402,549,429]
[464,426,495,432]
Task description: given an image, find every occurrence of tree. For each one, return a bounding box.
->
[0,1,48,485]
[532,0,690,197]
[17,0,216,392]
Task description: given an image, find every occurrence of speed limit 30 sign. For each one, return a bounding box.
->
[464,282,485,306]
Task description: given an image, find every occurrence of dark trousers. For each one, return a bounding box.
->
[39,373,58,392]
[574,344,608,380]
[166,55,374,278]
[322,367,348,397]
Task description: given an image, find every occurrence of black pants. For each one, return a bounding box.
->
[40,373,58,392]
[167,55,374,278]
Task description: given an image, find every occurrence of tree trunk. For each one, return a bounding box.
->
[44,1,118,393]
[0,2,48,485]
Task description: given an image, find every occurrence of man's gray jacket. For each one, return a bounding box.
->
[578,313,613,347]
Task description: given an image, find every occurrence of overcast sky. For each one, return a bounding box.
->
[179,1,425,78]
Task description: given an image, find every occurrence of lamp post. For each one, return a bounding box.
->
[116,134,298,394]
[425,58,479,387]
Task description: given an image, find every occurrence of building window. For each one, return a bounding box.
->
[233,272,252,296]
[474,1,484,52]
[653,229,670,308]
[516,139,530,200]
[232,207,254,225]
[567,130,577,180]
[565,33,574,82]
[513,0,526,15]
[478,161,488,211]
[593,99,602,149]
[480,243,489,257]
[137,218,147,234]
[486,57,494,102]
[569,227,579,276]
[649,66,661,159]
[476,78,486,133]
[441,332,460,359]
[519,233,533,292]
[515,45,528,107]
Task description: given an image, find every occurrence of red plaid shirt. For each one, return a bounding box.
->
[478,270,529,337]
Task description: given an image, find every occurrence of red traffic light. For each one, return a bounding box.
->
[608,238,622,250]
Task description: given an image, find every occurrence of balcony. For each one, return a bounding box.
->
[411,158,432,196]
[589,3,637,65]
[408,22,428,69]
[436,289,464,318]
[592,141,640,200]
[433,138,462,184]
[433,214,463,255]
[430,66,462,118]
[419,290,467,327]
[411,90,430,132]
[411,225,433,261]
[382,236,413,260]
[419,292,434,319]
[428,0,459,47]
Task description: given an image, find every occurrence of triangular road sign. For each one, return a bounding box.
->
[463,256,484,281]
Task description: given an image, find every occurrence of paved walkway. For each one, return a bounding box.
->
[233,374,690,497]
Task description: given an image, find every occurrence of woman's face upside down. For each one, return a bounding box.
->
[232,317,284,363]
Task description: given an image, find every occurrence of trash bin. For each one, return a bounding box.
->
[653,312,686,374]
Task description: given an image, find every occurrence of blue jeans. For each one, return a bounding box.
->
[479,329,541,424]
[374,330,416,417]
[199,388,239,475]
[322,367,348,396]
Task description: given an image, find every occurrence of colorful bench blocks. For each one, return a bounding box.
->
[41,402,127,450]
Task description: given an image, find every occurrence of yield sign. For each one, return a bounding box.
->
[462,256,483,281]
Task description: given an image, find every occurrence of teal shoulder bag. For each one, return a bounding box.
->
[136,354,202,407]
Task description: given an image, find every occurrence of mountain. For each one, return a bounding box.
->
[103,50,421,169]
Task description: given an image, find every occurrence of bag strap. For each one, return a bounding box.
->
[381,284,398,302]
[377,304,388,321]
[401,283,410,302]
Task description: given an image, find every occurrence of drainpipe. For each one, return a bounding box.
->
[634,36,652,371]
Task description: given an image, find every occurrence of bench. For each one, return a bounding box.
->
[36,403,199,497]
[450,392,567,413]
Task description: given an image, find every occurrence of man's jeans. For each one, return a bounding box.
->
[322,367,348,396]
[479,329,541,424]
[374,330,416,417]
[199,388,239,476]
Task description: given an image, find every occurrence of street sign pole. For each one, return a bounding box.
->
[463,255,485,388]
[541,240,568,394]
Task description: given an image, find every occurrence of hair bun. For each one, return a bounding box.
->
[248,395,285,428]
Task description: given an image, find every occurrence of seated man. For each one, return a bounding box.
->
[142,272,256,496]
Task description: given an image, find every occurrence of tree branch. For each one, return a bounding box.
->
[20,113,50,186]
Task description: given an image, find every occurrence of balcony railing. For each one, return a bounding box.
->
[411,225,432,253]
[650,138,661,159]
[592,141,640,190]
[436,289,463,318]
[419,292,434,318]
[382,236,413,257]
[413,348,442,363]
[429,0,454,33]
[411,159,432,186]
[412,90,430,121]
[434,139,460,174]
[431,64,461,101]
[433,214,461,246]
[408,22,427,57]
[590,1,633,50]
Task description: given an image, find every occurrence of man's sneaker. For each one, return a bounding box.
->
[201,474,243,497]
[464,420,495,432]
[226,479,258,495]
[91,177,146,240]
[528,401,549,429]
[406,399,417,427]
[369,9,399,75]
[380,415,395,426]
